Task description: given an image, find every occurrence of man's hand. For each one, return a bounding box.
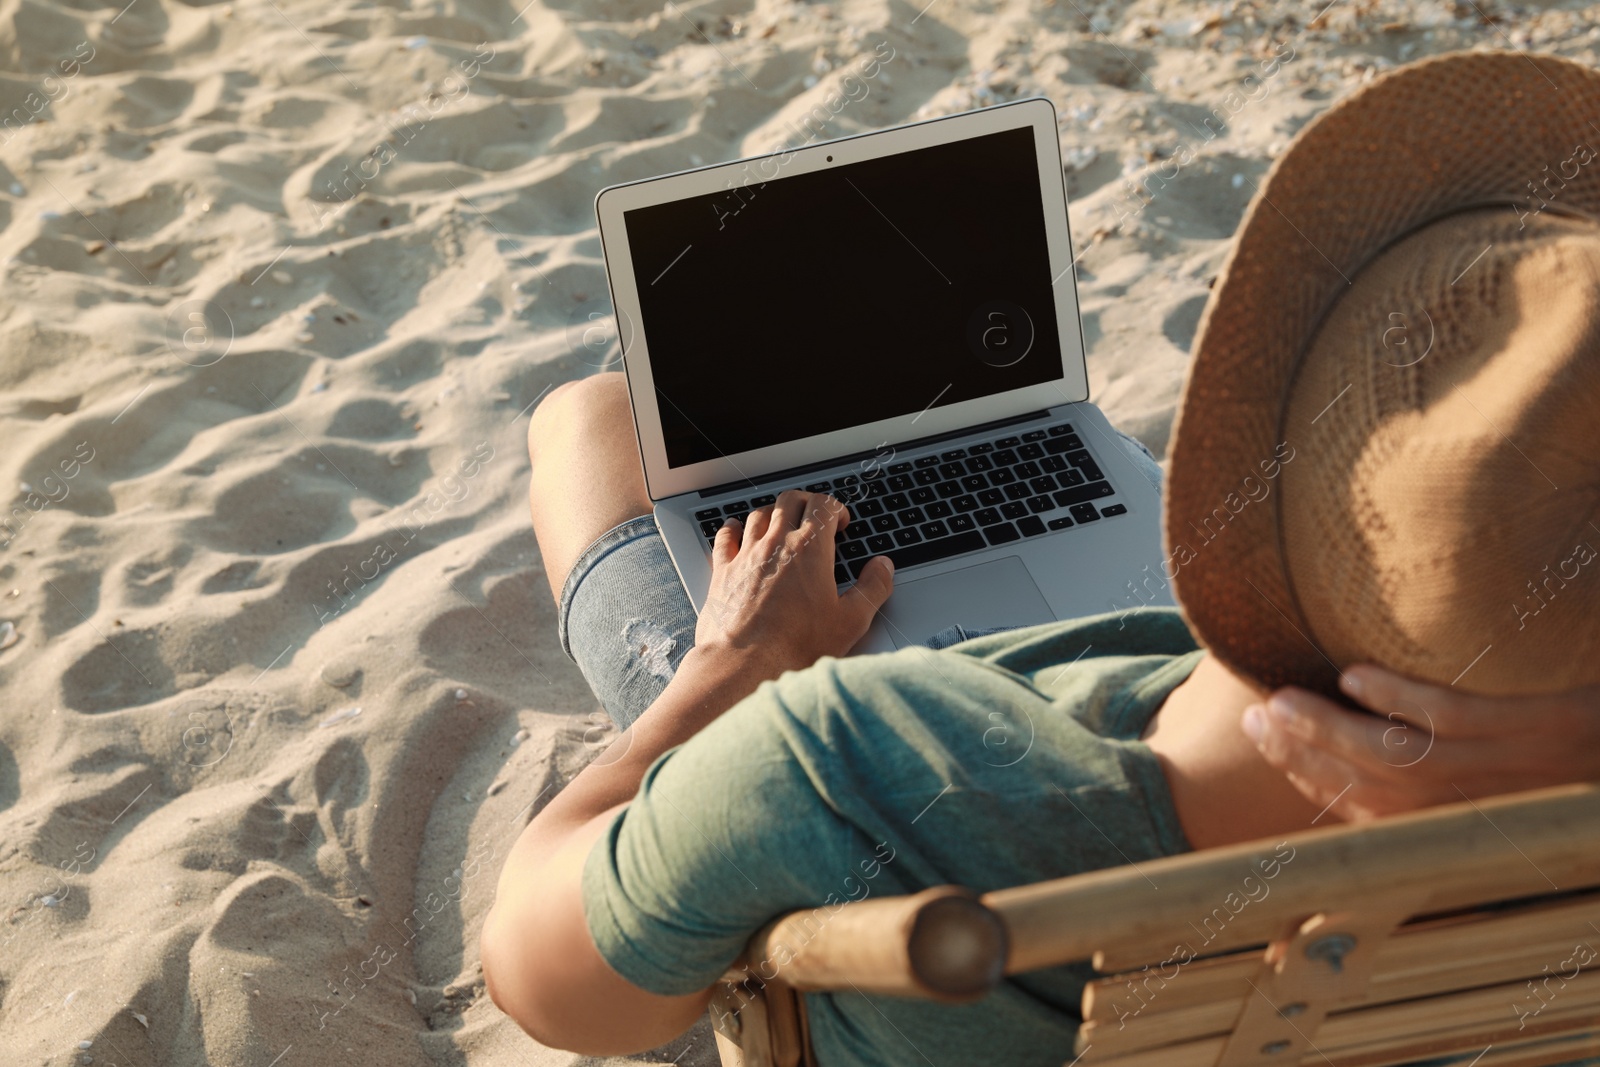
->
[697,489,894,677]
[1242,666,1600,822]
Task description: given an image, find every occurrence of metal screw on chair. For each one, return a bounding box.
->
[1260,1039,1293,1055]
[1278,1001,1307,1018]
[1305,933,1358,973]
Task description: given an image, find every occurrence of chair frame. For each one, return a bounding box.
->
[711,783,1600,1067]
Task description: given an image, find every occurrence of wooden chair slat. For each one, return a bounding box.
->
[1076,969,1600,1067]
[1075,1023,1600,1067]
[1080,889,1600,1030]
[988,786,1600,975]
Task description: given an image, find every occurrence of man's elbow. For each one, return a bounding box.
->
[480,903,566,1047]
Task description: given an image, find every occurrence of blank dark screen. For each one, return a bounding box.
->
[623,124,1064,469]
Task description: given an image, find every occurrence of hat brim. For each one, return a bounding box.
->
[1165,50,1600,696]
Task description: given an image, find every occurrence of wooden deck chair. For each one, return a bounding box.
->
[708,783,1600,1067]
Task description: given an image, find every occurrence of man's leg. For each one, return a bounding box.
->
[527,371,652,603]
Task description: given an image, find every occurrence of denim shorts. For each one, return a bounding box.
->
[557,428,1165,729]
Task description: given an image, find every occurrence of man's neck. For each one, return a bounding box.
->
[1141,653,1335,851]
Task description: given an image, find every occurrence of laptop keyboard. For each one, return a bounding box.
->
[692,421,1130,586]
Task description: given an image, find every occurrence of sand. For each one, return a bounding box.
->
[0,0,1595,1063]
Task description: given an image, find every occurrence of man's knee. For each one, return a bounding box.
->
[527,372,628,466]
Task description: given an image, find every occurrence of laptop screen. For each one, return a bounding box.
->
[623,125,1065,470]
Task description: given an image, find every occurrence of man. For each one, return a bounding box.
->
[482,51,1600,1064]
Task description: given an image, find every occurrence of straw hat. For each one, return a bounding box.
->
[1165,51,1600,698]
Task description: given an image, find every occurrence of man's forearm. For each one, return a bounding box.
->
[526,643,776,847]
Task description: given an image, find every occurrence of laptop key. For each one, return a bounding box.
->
[723,502,750,516]
[888,461,913,474]
[867,533,894,553]
[1004,483,1031,501]
[845,520,872,539]
[1030,475,1057,494]
[1056,469,1086,488]
[695,507,721,521]
[913,468,940,486]
[969,442,995,454]
[884,493,909,510]
[1017,515,1047,537]
[1027,495,1056,513]
[700,518,724,539]
[949,514,976,533]
[1047,424,1075,437]
[993,449,1019,467]
[871,514,899,532]
[1013,462,1040,481]
[996,436,1021,449]
[964,455,993,473]
[984,522,1021,546]
[1001,501,1028,520]
[841,540,868,559]
[1077,457,1105,481]
[1053,481,1115,507]
[974,507,1003,526]
[910,487,936,505]
[1070,503,1102,523]
[934,480,962,499]
[938,462,965,480]
[952,494,979,512]
[990,467,1016,485]
[921,520,950,540]
[893,527,923,546]
[856,499,884,517]
[806,481,833,493]
[1041,455,1068,473]
[866,480,889,498]
[962,474,988,492]
[926,500,953,519]
[1022,430,1048,443]
[750,494,777,507]
[1102,503,1128,517]
[1044,436,1084,455]
[900,506,926,526]
[888,474,914,491]
[1018,443,1045,460]
[978,488,1005,506]
[1047,515,1075,530]
[914,455,940,468]
[849,530,986,579]
[835,563,850,585]
[941,448,968,461]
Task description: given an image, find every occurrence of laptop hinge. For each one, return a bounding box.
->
[696,408,1056,498]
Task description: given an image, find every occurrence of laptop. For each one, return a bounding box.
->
[594,97,1174,655]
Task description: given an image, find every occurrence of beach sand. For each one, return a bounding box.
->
[0,0,1595,1063]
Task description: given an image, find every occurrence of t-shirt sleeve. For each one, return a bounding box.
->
[580,674,871,997]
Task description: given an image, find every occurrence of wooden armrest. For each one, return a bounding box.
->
[734,885,1008,1002]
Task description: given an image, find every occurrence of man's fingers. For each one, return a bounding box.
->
[1262,687,1416,772]
[1339,664,1502,736]
[712,517,743,565]
[1247,701,1368,786]
[801,493,850,541]
[741,505,772,543]
[769,490,807,535]
[843,554,894,630]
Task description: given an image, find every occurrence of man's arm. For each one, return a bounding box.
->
[479,643,780,1054]
[481,490,894,1054]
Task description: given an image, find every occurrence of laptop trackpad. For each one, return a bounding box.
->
[880,555,1056,649]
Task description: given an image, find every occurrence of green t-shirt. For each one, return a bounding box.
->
[582,607,1202,1066]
